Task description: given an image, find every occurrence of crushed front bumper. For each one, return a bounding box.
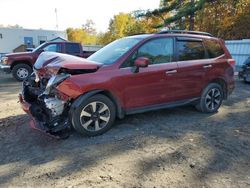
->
[19,94,70,139]
[0,63,11,73]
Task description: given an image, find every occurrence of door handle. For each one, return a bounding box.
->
[203,64,212,69]
[166,69,177,74]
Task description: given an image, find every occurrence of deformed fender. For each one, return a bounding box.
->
[70,90,102,111]
[69,89,125,120]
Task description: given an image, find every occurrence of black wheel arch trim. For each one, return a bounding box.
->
[207,78,228,99]
[70,89,125,119]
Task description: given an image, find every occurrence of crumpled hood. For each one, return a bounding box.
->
[34,52,102,71]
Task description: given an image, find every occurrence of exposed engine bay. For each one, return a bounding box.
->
[22,72,71,137]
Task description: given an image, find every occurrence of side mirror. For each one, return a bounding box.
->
[132,57,149,73]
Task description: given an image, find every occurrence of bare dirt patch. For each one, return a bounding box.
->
[0,72,249,188]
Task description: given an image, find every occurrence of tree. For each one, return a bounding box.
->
[97,13,153,45]
[195,0,250,39]
[82,19,96,35]
[66,28,87,44]
[139,0,207,30]
[66,20,97,45]
[0,24,23,28]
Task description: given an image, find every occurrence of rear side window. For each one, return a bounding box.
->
[177,40,206,61]
[203,39,224,58]
[65,43,80,54]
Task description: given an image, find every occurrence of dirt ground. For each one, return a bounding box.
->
[0,72,249,188]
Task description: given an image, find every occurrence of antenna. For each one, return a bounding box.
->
[55,8,58,30]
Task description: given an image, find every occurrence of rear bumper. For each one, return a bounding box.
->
[0,63,11,73]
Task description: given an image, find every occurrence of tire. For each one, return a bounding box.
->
[12,64,32,81]
[196,83,223,113]
[71,94,116,136]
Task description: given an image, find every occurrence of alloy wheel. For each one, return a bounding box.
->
[205,88,222,111]
[80,101,110,132]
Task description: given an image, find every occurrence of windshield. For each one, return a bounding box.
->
[32,43,47,52]
[88,37,143,65]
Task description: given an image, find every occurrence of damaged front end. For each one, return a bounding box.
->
[19,52,101,138]
[20,72,71,138]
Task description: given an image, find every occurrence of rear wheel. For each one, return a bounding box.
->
[71,94,116,136]
[12,64,32,81]
[196,83,223,113]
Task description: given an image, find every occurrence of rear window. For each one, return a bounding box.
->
[65,43,80,54]
[203,39,224,58]
[177,40,206,61]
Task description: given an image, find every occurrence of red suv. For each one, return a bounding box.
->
[20,30,235,138]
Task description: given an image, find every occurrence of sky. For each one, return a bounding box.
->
[0,0,159,32]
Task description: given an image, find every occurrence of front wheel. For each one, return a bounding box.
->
[71,94,116,136]
[196,83,223,113]
[12,64,32,81]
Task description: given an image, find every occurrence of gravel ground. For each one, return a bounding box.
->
[0,72,249,188]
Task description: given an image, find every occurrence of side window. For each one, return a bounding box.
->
[65,43,80,54]
[177,40,206,61]
[121,38,173,67]
[203,39,224,58]
[43,44,61,52]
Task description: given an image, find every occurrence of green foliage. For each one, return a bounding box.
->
[67,0,250,45]
[97,13,156,45]
[195,0,250,39]
[138,0,250,39]
[66,19,97,45]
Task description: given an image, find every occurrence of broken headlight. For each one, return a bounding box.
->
[44,74,70,94]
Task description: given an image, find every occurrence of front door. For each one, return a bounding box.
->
[117,37,178,109]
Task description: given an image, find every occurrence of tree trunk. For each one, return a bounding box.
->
[189,14,194,30]
[189,0,195,30]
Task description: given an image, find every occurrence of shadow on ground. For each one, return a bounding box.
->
[0,78,249,187]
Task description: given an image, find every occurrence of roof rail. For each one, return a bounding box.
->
[157,30,213,37]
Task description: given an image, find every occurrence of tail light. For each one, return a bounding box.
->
[227,59,236,68]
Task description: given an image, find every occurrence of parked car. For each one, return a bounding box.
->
[0,41,97,81]
[238,56,250,83]
[19,30,235,138]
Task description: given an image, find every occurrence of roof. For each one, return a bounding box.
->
[126,30,216,40]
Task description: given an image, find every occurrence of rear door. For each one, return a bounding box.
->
[174,37,212,100]
[117,37,178,109]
